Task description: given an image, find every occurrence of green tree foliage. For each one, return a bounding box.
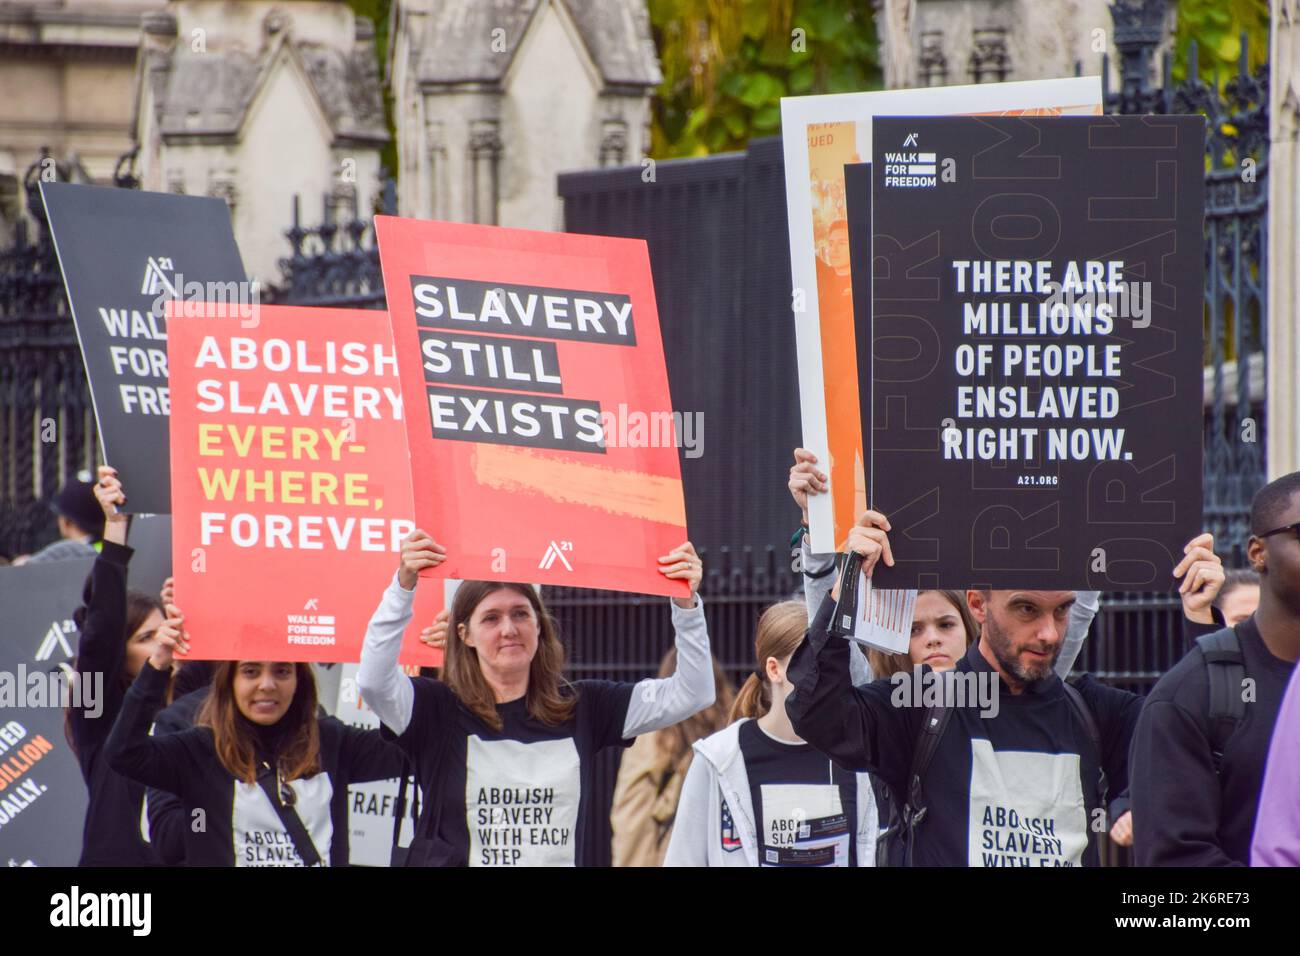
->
[346,0,398,181]
[649,0,881,158]
[1172,0,1269,85]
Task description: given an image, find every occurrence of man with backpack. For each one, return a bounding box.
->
[785,509,1142,866]
[1129,471,1300,866]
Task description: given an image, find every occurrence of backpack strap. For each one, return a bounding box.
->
[1195,627,1246,774]
[900,703,954,866]
[1061,679,1108,810]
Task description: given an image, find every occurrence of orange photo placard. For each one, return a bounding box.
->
[374,216,689,597]
[167,303,442,664]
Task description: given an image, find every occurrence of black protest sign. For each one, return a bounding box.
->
[0,558,94,865]
[126,515,172,599]
[866,115,1205,590]
[41,182,246,514]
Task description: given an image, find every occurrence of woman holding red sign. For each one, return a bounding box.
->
[104,614,406,866]
[357,529,715,866]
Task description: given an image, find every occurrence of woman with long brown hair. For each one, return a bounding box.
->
[105,618,404,866]
[665,601,879,867]
[357,529,715,867]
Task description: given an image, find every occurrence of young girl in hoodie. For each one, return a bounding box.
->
[664,601,878,866]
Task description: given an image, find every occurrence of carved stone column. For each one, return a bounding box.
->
[600,120,628,167]
[468,120,501,225]
[425,117,447,220]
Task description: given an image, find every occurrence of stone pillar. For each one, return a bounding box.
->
[425,118,447,220]
[468,120,502,225]
[1269,0,1300,478]
[875,0,918,89]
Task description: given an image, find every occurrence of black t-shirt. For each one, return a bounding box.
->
[387,676,635,867]
[739,719,857,866]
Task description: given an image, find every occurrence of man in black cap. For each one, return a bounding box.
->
[23,475,104,564]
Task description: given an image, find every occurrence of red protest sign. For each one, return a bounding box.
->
[374,216,689,597]
[167,302,442,664]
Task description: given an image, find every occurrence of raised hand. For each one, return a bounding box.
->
[419,608,450,650]
[397,530,447,590]
[94,465,129,545]
[788,448,827,529]
[832,510,894,601]
[1173,532,1224,625]
[149,604,189,672]
[658,541,702,609]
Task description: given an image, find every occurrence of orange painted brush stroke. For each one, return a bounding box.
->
[471,444,687,527]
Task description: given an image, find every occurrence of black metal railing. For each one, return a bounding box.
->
[271,183,395,309]
[0,153,98,558]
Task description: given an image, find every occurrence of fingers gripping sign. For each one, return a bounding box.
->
[835,510,894,593]
[1173,532,1223,625]
[419,608,450,650]
[95,465,128,521]
[658,540,702,608]
[95,464,131,546]
[788,447,828,530]
[150,604,190,672]
[397,529,447,591]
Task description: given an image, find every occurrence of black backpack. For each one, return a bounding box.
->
[878,678,1105,867]
[1194,626,1247,774]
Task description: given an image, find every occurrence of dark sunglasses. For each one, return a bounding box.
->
[259,761,296,807]
[1259,521,1300,543]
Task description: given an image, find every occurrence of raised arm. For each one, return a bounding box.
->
[70,466,136,747]
[789,448,872,685]
[356,530,445,736]
[104,613,198,796]
[1055,590,1101,677]
[623,542,714,737]
[786,512,913,787]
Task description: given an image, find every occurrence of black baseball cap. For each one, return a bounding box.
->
[50,478,103,540]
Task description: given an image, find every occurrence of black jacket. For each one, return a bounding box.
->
[107,663,405,866]
[144,686,209,864]
[1130,615,1296,866]
[68,541,157,866]
[787,592,1142,866]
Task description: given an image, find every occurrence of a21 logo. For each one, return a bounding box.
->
[538,540,573,571]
